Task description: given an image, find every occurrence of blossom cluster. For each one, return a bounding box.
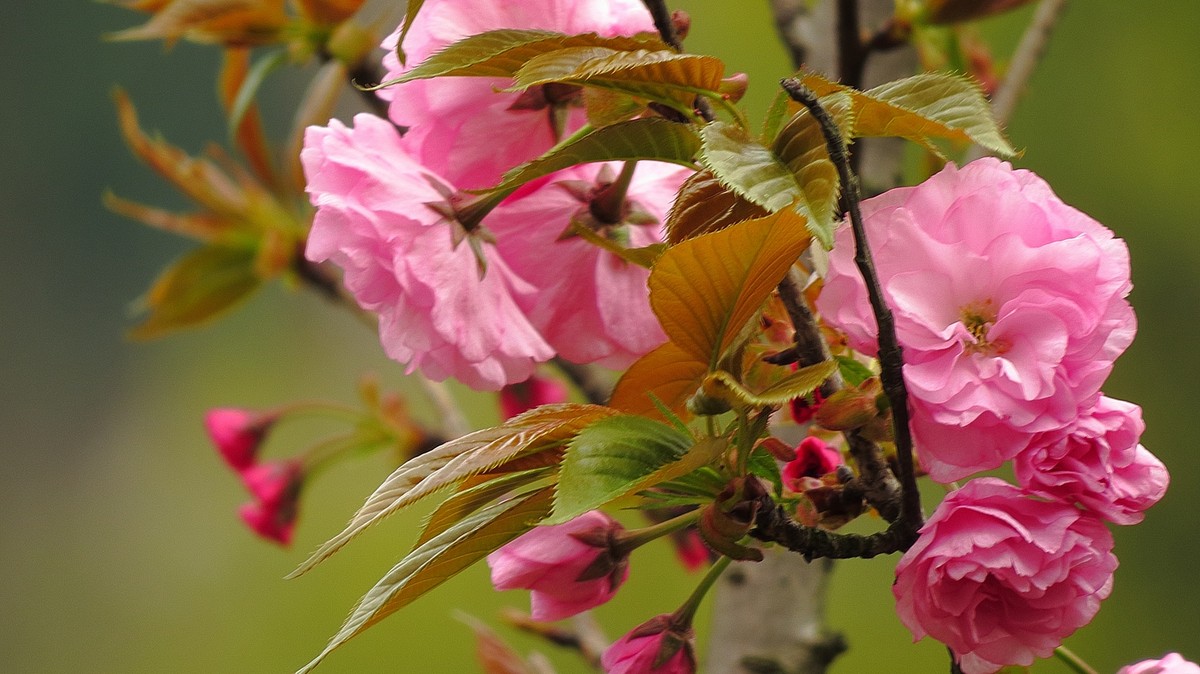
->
[817,159,1170,672]
[302,0,690,391]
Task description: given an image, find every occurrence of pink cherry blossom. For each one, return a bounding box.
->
[817,158,1135,482]
[487,510,629,621]
[1016,395,1168,524]
[781,436,842,490]
[204,407,273,470]
[1119,653,1200,674]
[893,478,1117,674]
[499,374,569,419]
[380,0,657,189]
[602,614,696,674]
[488,161,687,368]
[237,460,304,546]
[302,113,553,390]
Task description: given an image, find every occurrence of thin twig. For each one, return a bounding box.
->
[781,78,923,533]
[966,0,1070,161]
[766,0,811,70]
[641,0,715,122]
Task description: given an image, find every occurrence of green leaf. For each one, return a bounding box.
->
[771,92,854,246]
[393,0,427,65]
[835,355,875,387]
[664,170,767,244]
[297,488,554,674]
[227,48,287,141]
[701,359,837,408]
[609,342,710,421]
[746,445,784,494]
[512,47,724,116]
[415,468,554,547]
[699,121,798,213]
[380,29,664,86]
[129,244,261,339]
[801,71,1015,157]
[289,404,616,578]
[549,416,714,524]
[649,209,812,369]
[566,220,665,269]
[488,118,700,194]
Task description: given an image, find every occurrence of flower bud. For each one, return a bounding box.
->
[204,407,275,471]
[237,460,304,546]
[602,614,696,674]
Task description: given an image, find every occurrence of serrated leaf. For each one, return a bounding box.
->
[415,468,553,547]
[381,29,664,85]
[609,342,710,421]
[650,209,812,369]
[290,404,615,578]
[549,416,703,524]
[703,360,837,408]
[297,488,554,674]
[801,71,1015,157]
[488,118,699,194]
[771,92,854,246]
[836,355,875,387]
[665,170,767,244]
[129,244,260,339]
[512,47,724,116]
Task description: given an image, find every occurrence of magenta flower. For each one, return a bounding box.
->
[302,113,553,390]
[499,374,569,419]
[487,510,629,621]
[601,614,696,674]
[237,460,304,546]
[1016,395,1168,524]
[817,158,1135,482]
[380,0,656,189]
[489,162,687,368]
[781,436,842,491]
[893,478,1117,673]
[204,407,273,470]
[1119,653,1200,674]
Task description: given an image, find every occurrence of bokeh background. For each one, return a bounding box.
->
[3,1,1197,672]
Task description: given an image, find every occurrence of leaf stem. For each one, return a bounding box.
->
[780,78,923,535]
[1054,646,1100,674]
[674,555,732,626]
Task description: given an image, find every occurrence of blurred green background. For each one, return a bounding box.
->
[2,1,1196,672]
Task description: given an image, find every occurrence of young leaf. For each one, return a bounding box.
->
[381,29,664,86]
[488,118,700,194]
[550,417,719,524]
[609,342,710,421]
[701,360,837,408]
[393,0,426,64]
[801,71,1015,157]
[289,404,616,578]
[836,355,875,387]
[664,170,767,244]
[699,121,798,213]
[512,47,724,116]
[771,92,854,246]
[129,244,261,339]
[649,209,812,369]
[415,468,553,547]
[297,488,554,674]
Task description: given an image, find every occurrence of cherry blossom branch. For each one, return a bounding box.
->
[640,0,715,123]
[750,495,914,559]
[781,78,923,533]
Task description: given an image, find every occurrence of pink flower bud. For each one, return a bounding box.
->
[499,375,569,420]
[204,407,273,470]
[602,614,696,674]
[1119,653,1200,674]
[237,461,303,546]
[781,436,843,490]
[487,511,629,621]
[671,529,711,572]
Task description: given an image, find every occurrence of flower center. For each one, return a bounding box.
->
[959,299,1008,355]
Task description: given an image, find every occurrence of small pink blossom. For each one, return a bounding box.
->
[817,158,1135,482]
[499,374,569,419]
[1016,395,1168,524]
[489,161,688,368]
[204,407,273,470]
[1119,653,1200,674]
[380,0,656,189]
[671,529,710,572]
[781,436,842,491]
[893,478,1117,674]
[302,113,553,390]
[487,510,629,621]
[601,614,696,674]
[237,460,304,546]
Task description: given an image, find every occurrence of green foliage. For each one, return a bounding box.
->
[550,415,701,524]
[836,355,876,387]
[700,360,837,409]
[297,488,555,673]
[129,244,261,339]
